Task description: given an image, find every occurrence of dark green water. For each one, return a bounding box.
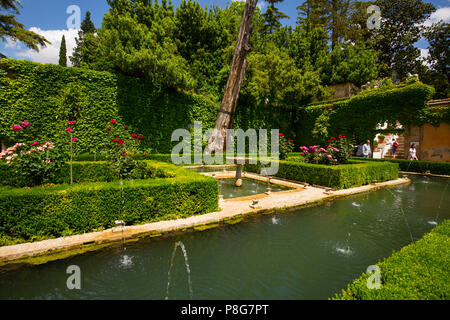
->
[219,178,291,199]
[0,175,448,300]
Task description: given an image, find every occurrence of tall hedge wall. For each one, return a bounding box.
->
[0,59,443,155]
[0,59,218,154]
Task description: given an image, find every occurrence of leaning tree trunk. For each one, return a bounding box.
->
[206,0,258,154]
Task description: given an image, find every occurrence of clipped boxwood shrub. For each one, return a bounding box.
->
[333,220,450,300]
[0,161,174,187]
[244,160,399,189]
[0,161,219,246]
[350,157,450,176]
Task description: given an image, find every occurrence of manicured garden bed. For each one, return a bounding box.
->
[244,160,399,189]
[0,161,219,246]
[333,219,450,300]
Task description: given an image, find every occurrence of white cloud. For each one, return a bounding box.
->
[4,38,21,50]
[420,48,429,59]
[15,28,79,66]
[423,7,450,27]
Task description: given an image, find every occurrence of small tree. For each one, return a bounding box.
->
[59,35,67,67]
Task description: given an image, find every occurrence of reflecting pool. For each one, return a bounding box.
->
[0,175,448,300]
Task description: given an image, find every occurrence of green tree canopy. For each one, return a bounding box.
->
[0,0,49,51]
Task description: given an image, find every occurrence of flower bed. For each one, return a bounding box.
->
[0,161,219,246]
[244,160,399,189]
[333,220,450,300]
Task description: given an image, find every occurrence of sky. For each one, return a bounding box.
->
[1,0,449,66]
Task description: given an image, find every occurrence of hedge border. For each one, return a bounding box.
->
[0,161,219,246]
[349,157,450,176]
[244,160,399,189]
[333,220,450,300]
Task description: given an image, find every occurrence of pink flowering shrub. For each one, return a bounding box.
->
[299,135,354,165]
[0,141,64,186]
[0,122,64,186]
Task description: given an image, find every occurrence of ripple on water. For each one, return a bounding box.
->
[119,254,134,269]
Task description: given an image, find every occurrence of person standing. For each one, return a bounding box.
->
[408,144,418,160]
[356,142,364,157]
[391,138,399,159]
[363,140,372,158]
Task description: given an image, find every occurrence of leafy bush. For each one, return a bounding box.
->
[104,119,147,179]
[333,220,450,300]
[0,141,65,187]
[244,160,399,189]
[298,135,355,165]
[279,134,295,160]
[350,157,450,176]
[0,161,219,246]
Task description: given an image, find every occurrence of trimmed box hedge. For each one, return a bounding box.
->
[244,160,399,189]
[0,161,219,246]
[333,220,450,300]
[350,157,450,176]
[0,160,174,187]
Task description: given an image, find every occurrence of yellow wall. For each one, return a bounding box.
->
[420,123,450,162]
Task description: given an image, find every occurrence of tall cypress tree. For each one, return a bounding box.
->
[70,11,96,67]
[59,35,67,67]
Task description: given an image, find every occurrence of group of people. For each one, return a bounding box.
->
[355,137,419,160]
[356,140,373,158]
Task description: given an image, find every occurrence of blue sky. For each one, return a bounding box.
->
[1,0,449,65]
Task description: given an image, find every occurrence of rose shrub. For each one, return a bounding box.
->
[105,119,147,179]
[299,135,354,165]
[0,141,64,186]
[279,134,295,160]
[0,122,64,186]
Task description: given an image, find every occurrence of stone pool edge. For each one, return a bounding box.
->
[0,177,410,266]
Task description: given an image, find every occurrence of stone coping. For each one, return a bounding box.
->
[0,176,410,266]
[400,171,450,179]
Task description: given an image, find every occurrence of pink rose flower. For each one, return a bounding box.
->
[68,121,75,125]
[66,128,73,133]
[11,125,22,131]
[21,121,30,128]
[71,138,78,142]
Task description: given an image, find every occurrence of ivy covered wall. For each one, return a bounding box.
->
[0,59,443,155]
[0,59,219,154]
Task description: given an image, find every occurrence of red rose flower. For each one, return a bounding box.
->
[131,133,138,139]
[111,120,117,124]
[124,125,129,130]
[118,140,124,146]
